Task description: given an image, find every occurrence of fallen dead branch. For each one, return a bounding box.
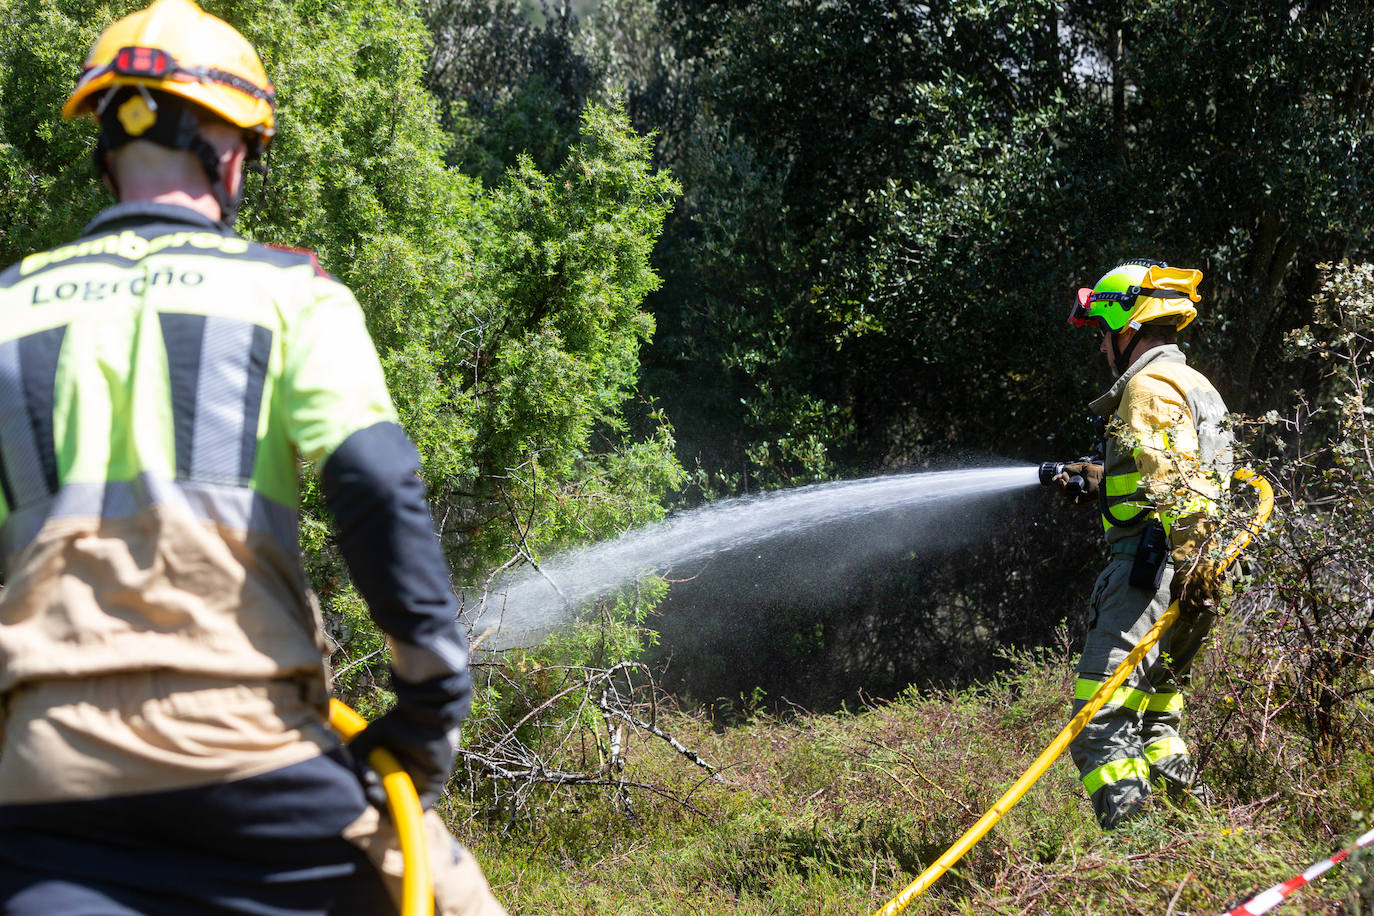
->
[455,654,725,826]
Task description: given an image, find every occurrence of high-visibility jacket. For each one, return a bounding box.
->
[1089,344,1232,548]
[0,201,469,721]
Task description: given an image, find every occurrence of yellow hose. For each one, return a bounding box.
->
[329,698,434,916]
[873,469,1274,916]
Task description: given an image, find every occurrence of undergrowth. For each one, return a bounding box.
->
[449,645,1373,915]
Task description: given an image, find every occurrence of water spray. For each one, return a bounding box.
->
[467,466,1041,647]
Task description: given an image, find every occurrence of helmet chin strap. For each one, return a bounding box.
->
[187,133,242,227]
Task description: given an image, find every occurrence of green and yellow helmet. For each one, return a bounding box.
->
[1068,259,1203,333]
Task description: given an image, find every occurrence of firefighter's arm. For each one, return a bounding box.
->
[285,272,470,808]
[321,423,470,809]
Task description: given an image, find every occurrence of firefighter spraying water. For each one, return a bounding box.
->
[874,259,1269,915]
[1049,258,1232,830]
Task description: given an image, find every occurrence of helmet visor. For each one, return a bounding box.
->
[1067,287,1101,328]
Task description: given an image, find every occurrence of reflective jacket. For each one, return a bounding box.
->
[1089,345,1233,548]
[0,203,469,712]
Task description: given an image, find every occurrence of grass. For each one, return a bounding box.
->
[450,647,1374,915]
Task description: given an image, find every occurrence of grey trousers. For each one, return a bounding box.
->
[1069,557,1216,828]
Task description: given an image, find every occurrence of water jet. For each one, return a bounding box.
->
[465,465,1040,648]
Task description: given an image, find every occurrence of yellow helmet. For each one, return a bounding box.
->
[62,0,274,144]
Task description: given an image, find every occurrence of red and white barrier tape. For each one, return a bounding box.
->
[1222,827,1374,915]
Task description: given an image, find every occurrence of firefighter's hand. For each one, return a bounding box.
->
[1169,558,1226,619]
[1052,461,1103,505]
[1169,515,1226,617]
[348,686,460,810]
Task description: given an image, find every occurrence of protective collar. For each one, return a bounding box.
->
[80,200,231,237]
[1090,345,1187,417]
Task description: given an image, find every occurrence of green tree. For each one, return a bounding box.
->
[419,102,685,586]
[424,0,600,184]
[639,0,1374,480]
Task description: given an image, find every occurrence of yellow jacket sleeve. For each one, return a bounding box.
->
[1118,371,1215,538]
[280,273,398,467]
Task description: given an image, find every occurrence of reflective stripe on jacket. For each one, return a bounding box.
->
[1089,345,1232,546]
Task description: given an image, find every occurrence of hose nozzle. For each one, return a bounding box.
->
[1039,461,1088,499]
[1038,462,1065,487]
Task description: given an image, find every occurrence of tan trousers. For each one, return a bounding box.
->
[344,806,508,916]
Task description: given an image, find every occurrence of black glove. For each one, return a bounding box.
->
[348,675,462,810]
[1052,461,1103,505]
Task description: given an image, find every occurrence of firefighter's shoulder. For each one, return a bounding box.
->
[259,243,335,280]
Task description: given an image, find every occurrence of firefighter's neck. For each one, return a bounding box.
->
[1103,326,1170,376]
[105,136,245,223]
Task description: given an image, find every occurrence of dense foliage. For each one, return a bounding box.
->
[637,0,1374,479]
[3,0,1373,909]
[1219,262,1374,773]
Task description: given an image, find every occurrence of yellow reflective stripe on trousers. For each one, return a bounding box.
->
[1082,757,1150,795]
[1075,677,1149,711]
[1145,691,1184,714]
[1144,736,1189,764]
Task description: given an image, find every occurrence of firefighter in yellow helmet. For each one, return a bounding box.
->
[0,1,505,912]
[1049,258,1232,828]
[63,0,277,226]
